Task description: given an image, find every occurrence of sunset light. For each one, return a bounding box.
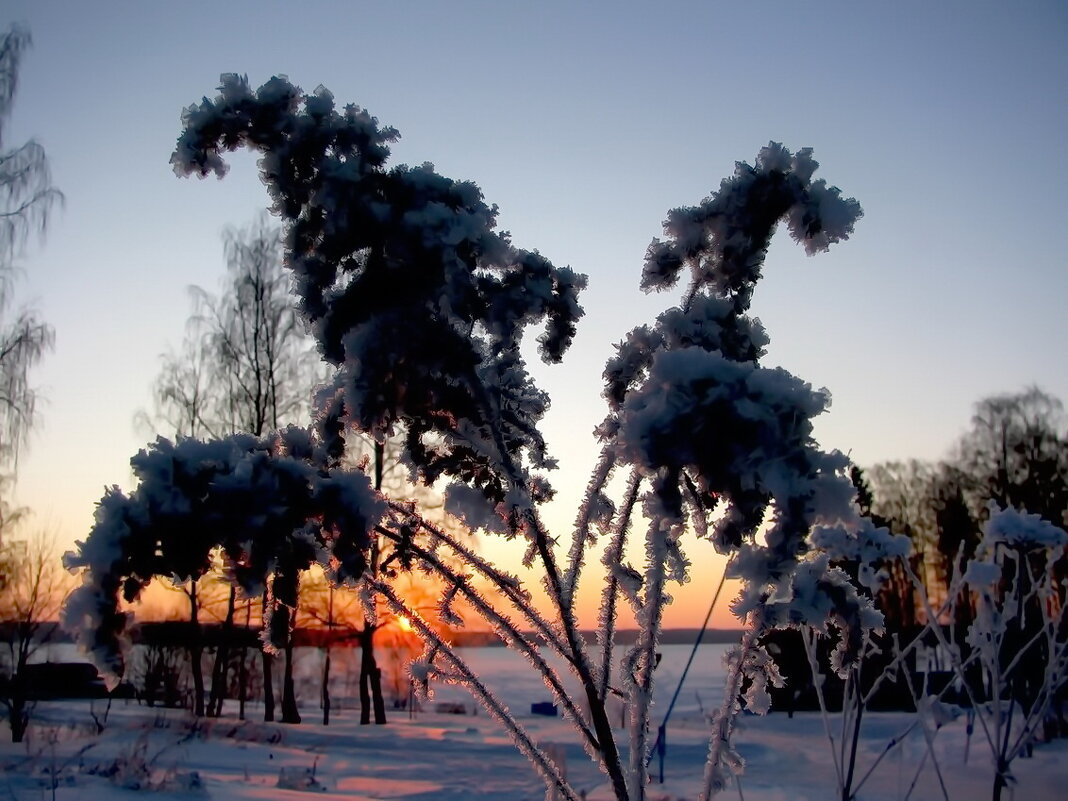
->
[2,3,1065,799]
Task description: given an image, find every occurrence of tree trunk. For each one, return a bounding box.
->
[188,581,205,717]
[359,623,387,725]
[8,695,27,743]
[6,664,28,743]
[261,591,275,722]
[281,637,301,724]
[371,662,387,724]
[238,597,250,721]
[322,586,334,726]
[359,442,388,725]
[322,648,331,726]
[208,585,237,717]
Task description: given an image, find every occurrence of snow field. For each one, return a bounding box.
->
[2,643,1065,800]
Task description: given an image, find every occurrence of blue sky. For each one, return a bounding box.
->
[3,1,1067,623]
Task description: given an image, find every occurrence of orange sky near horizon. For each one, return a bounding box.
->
[122,532,744,637]
[71,438,747,634]
[477,533,744,632]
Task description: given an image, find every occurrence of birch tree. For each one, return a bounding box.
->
[0,532,70,742]
[0,25,59,498]
[145,216,320,720]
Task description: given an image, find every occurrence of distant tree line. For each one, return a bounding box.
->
[861,385,1067,626]
[765,386,1067,720]
[115,602,428,719]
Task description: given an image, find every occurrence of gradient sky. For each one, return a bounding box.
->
[3,1,1066,628]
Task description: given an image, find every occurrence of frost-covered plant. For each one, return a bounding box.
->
[168,75,871,801]
[794,520,922,801]
[795,504,1066,801]
[945,504,1067,801]
[614,144,873,800]
[68,73,874,801]
[172,74,583,510]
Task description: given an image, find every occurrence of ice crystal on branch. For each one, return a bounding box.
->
[640,143,862,303]
[604,145,867,645]
[172,74,585,517]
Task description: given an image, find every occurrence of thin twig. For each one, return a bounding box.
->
[801,627,844,791]
[373,580,581,801]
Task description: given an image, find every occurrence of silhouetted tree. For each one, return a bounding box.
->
[930,466,980,589]
[953,387,1068,614]
[0,26,59,518]
[0,532,69,742]
[146,216,317,440]
[62,430,383,727]
[144,217,321,721]
[867,460,940,609]
[955,386,1068,526]
[851,465,917,631]
[194,216,318,436]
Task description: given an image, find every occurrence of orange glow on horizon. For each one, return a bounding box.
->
[121,527,744,635]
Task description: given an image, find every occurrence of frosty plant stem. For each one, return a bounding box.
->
[63,73,880,801]
[372,581,580,801]
[801,626,844,790]
[899,660,951,801]
[374,524,598,749]
[797,523,979,801]
[596,469,642,704]
[903,506,1068,801]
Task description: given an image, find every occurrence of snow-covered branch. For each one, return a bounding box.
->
[167,83,871,800]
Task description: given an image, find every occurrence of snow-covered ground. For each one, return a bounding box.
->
[2,644,1065,800]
